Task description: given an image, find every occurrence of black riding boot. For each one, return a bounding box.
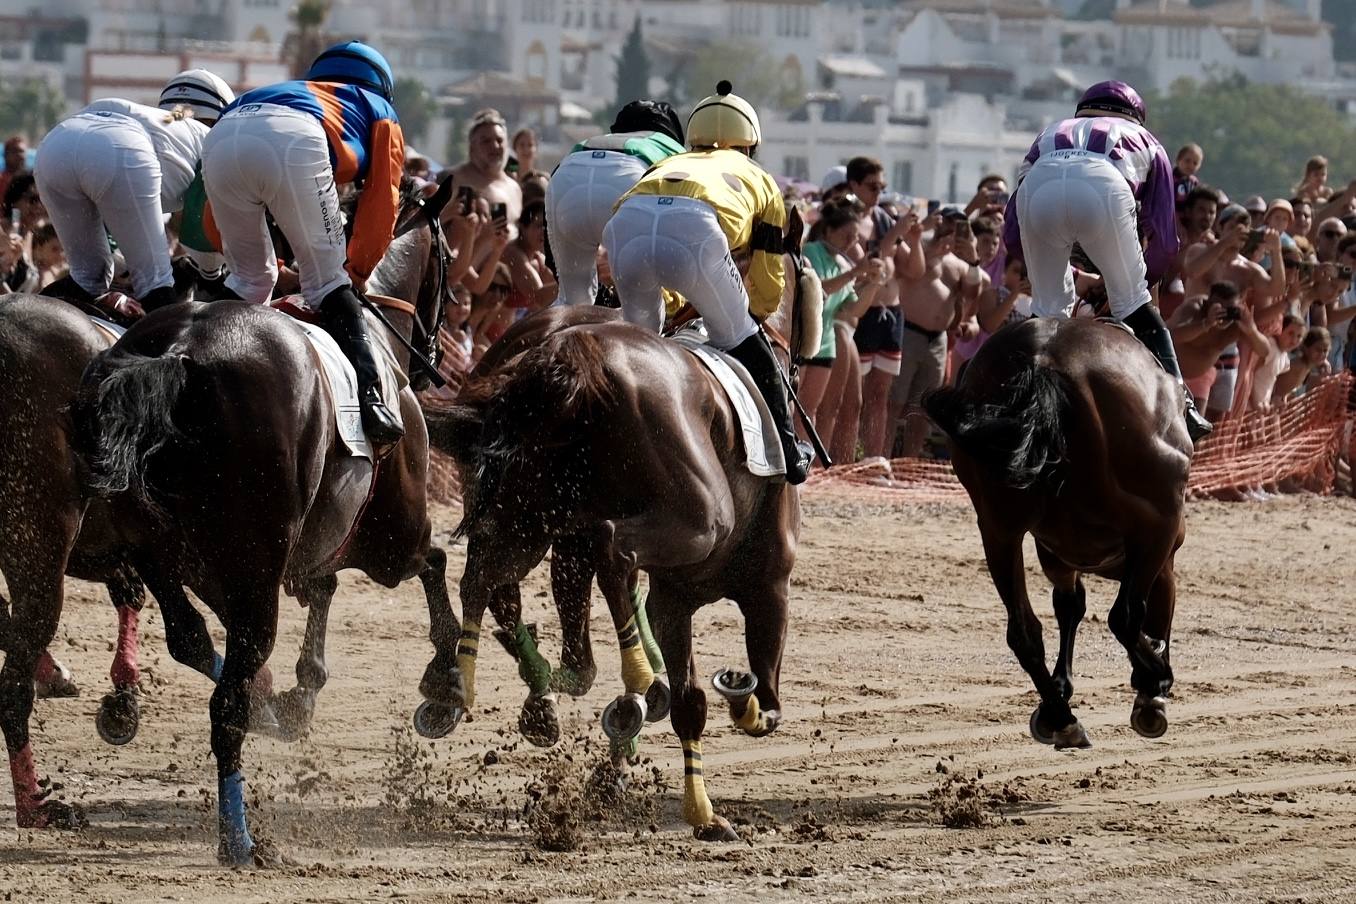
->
[319,285,405,446]
[39,274,96,305]
[727,331,813,485]
[139,285,179,313]
[1122,304,1212,444]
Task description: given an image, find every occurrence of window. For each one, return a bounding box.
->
[783,155,809,181]
[892,160,913,194]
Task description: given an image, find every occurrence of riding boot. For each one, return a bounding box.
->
[39,274,96,305]
[139,285,178,313]
[1122,304,1213,444]
[318,285,405,446]
[726,331,814,485]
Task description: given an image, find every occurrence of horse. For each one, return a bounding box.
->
[71,180,453,865]
[422,305,800,841]
[0,271,225,830]
[924,316,1191,749]
[417,304,670,756]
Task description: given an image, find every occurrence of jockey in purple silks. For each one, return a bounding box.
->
[1002,79,1212,443]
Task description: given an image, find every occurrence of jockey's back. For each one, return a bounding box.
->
[76,99,208,207]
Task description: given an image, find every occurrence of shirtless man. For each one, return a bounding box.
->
[1161,186,1220,316]
[887,210,984,458]
[450,109,523,237]
[1167,281,1267,405]
[1179,204,1287,417]
[846,156,925,460]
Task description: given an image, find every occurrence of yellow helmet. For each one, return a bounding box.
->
[686,80,761,150]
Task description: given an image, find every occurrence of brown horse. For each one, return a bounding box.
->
[416,304,669,755]
[423,306,799,841]
[924,317,1190,748]
[71,185,452,865]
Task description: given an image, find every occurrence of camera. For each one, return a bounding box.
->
[1221,305,1242,323]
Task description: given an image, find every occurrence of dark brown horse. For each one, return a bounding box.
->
[924,317,1190,748]
[424,306,799,841]
[71,186,452,865]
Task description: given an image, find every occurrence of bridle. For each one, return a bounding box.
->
[375,185,454,389]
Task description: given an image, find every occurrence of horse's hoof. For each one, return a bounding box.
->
[418,663,466,709]
[1130,695,1169,739]
[1053,720,1092,750]
[34,671,80,700]
[1028,707,1056,745]
[413,700,464,740]
[247,696,287,741]
[18,800,88,830]
[711,669,756,701]
[519,693,560,748]
[609,735,640,764]
[217,837,257,868]
[268,688,317,743]
[95,688,139,746]
[644,678,671,722]
[601,693,647,742]
[693,816,740,842]
[549,665,596,697]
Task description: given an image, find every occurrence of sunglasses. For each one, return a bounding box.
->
[488,283,511,295]
[1321,230,1343,239]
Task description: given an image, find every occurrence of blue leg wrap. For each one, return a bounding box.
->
[217,769,254,866]
[207,652,225,683]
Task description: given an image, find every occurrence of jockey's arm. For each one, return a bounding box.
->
[345,119,406,286]
[746,190,788,320]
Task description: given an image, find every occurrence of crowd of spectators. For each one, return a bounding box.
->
[7,108,1356,473]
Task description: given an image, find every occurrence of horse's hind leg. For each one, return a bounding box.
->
[595,536,662,748]
[268,573,339,741]
[981,528,1089,749]
[487,581,560,747]
[1036,545,1086,703]
[548,535,598,697]
[1110,546,1177,739]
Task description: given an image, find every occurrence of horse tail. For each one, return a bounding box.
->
[73,352,190,506]
[444,328,616,539]
[923,362,1070,492]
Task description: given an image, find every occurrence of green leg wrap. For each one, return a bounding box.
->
[609,735,640,762]
[511,622,553,696]
[631,582,665,674]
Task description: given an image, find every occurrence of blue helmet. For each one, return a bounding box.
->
[306,41,394,102]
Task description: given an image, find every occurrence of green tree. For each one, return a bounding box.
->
[392,77,436,143]
[289,0,332,78]
[680,41,804,114]
[613,16,651,109]
[1148,76,1356,200]
[0,78,67,142]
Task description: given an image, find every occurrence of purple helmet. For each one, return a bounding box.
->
[1076,80,1146,125]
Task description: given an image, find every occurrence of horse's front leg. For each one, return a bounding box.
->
[547,534,599,697]
[981,526,1089,749]
[718,579,789,739]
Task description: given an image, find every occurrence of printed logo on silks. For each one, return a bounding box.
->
[236,103,263,115]
[592,150,606,159]
[658,197,674,205]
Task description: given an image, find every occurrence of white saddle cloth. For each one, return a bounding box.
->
[669,323,786,479]
[289,319,407,461]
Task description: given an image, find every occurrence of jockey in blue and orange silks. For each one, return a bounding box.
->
[201,41,406,445]
[1001,80,1212,444]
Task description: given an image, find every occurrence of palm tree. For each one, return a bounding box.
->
[289,0,332,78]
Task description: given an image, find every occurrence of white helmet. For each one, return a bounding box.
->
[160,69,235,124]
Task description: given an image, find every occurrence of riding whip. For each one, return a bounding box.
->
[777,215,833,469]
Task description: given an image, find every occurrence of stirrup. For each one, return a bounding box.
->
[360,388,404,446]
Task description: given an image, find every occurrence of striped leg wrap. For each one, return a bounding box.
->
[618,616,655,695]
[456,619,480,708]
[681,739,715,827]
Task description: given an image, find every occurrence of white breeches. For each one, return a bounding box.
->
[202,103,348,309]
[1016,154,1151,321]
[603,195,756,350]
[546,150,649,306]
[35,112,173,298]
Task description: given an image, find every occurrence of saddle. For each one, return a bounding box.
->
[666,320,787,479]
[266,296,408,460]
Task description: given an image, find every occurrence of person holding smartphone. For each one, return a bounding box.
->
[1004,80,1211,442]
[449,109,523,240]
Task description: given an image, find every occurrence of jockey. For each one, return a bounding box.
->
[604,81,814,485]
[201,41,405,445]
[546,99,686,306]
[34,69,234,312]
[1002,80,1213,443]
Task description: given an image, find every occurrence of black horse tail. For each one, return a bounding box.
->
[442,328,616,538]
[73,352,190,506]
[923,362,1070,493]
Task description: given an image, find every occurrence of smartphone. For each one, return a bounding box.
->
[1241,227,1266,256]
[990,190,1010,207]
[953,218,973,241]
[456,184,475,215]
[491,202,508,224]
[926,199,941,217]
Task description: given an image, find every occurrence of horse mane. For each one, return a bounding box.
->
[924,361,1070,493]
[443,327,618,539]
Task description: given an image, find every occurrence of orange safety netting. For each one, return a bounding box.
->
[422,372,1356,507]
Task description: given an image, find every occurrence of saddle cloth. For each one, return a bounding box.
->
[669,322,786,479]
[86,314,127,347]
[267,298,407,461]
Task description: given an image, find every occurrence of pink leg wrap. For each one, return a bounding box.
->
[8,743,43,827]
[109,607,141,689]
[250,664,274,697]
[32,651,57,686]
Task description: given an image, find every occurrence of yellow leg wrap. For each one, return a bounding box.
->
[734,694,764,733]
[457,619,480,709]
[619,641,655,696]
[680,740,714,828]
